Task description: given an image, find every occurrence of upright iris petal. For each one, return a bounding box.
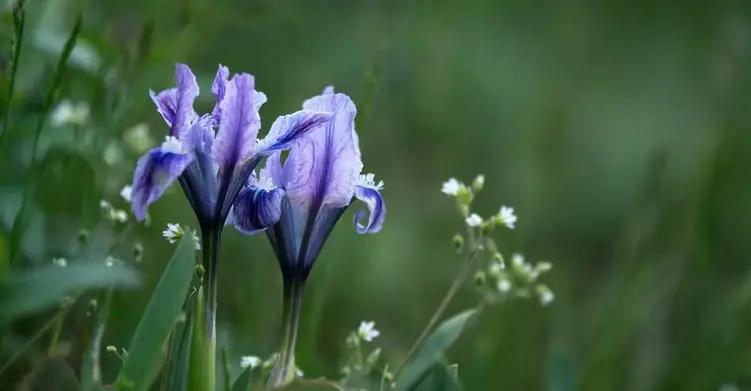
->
[212,73,265,173]
[230,86,386,281]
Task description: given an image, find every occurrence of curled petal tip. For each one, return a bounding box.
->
[353,184,385,234]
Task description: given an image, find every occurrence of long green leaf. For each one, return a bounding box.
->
[230,368,251,391]
[394,309,476,391]
[160,303,194,391]
[0,262,139,325]
[116,233,197,391]
[81,288,115,391]
[413,364,462,391]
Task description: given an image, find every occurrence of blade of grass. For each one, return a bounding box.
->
[0,0,27,157]
[0,262,139,325]
[0,308,67,377]
[115,233,197,391]
[160,303,195,391]
[8,14,82,266]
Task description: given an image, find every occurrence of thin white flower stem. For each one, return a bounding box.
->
[0,308,68,376]
[393,246,482,380]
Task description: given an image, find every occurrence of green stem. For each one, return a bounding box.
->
[0,309,66,376]
[47,312,65,355]
[269,278,305,387]
[200,226,222,390]
[392,248,482,380]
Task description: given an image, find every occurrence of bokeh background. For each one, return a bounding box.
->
[2,0,751,390]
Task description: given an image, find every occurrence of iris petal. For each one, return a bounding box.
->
[171,64,200,140]
[212,73,266,171]
[149,88,177,127]
[131,147,193,220]
[211,64,229,123]
[353,185,386,234]
[285,91,362,208]
[232,186,285,235]
[257,110,334,154]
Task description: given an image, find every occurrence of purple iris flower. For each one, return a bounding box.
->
[129,64,334,228]
[229,86,386,282]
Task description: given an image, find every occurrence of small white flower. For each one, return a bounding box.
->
[52,258,67,267]
[103,143,124,166]
[162,223,182,243]
[465,213,483,227]
[512,253,525,267]
[160,136,185,155]
[357,321,380,342]
[497,279,512,292]
[123,123,155,154]
[488,262,503,274]
[498,206,517,229]
[51,100,90,127]
[162,223,200,250]
[105,255,118,267]
[120,185,132,203]
[100,200,112,210]
[441,178,462,196]
[358,173,384,190]
[540,290,554,306]
[111,210,129,223]
[295,368,304,377]
[240,355,262,370]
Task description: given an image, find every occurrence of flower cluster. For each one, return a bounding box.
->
[442,175,554,308]
[476,253,554,306]
[442,176,516,232]
[341,321,392,388]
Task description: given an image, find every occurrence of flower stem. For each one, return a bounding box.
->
[200,226,222,390]
[392,248,481,380]
[268,278,305,387]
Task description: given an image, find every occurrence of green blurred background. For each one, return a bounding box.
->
[3,0,751,390]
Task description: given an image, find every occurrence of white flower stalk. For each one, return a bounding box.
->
[162,223,201,250]
[498,206,517,229]
[120,185,133,203]
[465,213,483,227]
[441,178,463,196]
[52,258,67,267]
[240,355,262,370]
[357,321,380,342]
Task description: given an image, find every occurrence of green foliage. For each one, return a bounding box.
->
[17,357,79,391]
[115,233,197,391]
[230,367,253,391]
[395,310,477,391]
[0,262,139,325]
